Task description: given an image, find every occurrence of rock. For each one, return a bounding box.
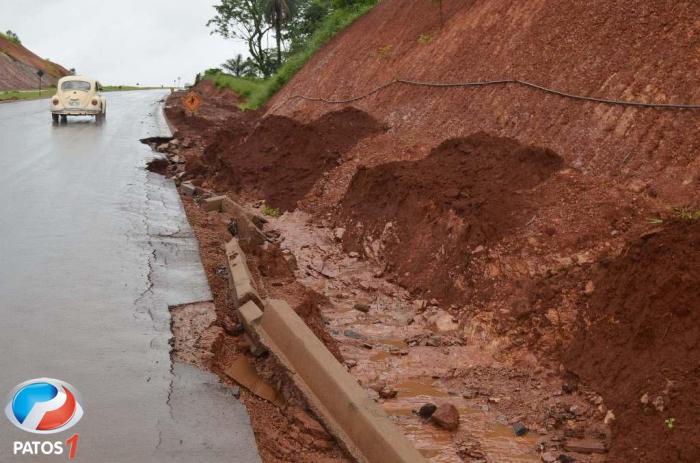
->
[156,142,170,152]
[348,251,360,258]
[418,403,437,418]
[603,410,615,424]
[431,403,460,431]
[333,227,346,241]
[541,451,558,463]
[512,422,528,436]
[652,395,665,412]
[433,312,459,333]
[584,280,595,295]
[564,438,607,454]
[344,359,357,368]
[378,386,397,399]
[413,299,427,311]
[353,303,370,313]
[429,298,440,306]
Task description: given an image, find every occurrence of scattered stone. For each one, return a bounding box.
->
[348,251,360,258]
[230,385,241,399]
[378,386,398,399]
[603,410,615,424]
[564,438,607,454]
[413,299,427,311]
[343,359,357,368]
[512,422,528,436]
[652,395,665,412]
[431,403,460,431]
[434,314,459,333]
[156,142,170,152]
[333,227,346,241]
[429,298,440,306]
[541,451,558,463]
[418,403,437,418]
[353,303,370,313]
[487,397,501,404]
[584,280,595,295]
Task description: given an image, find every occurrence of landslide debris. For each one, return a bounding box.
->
[339,132,563,302]
[564,220,700,462]
[201,107,385,212]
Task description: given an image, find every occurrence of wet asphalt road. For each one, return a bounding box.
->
[0,92,260,462]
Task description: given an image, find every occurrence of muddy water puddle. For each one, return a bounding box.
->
[272,211,542,462]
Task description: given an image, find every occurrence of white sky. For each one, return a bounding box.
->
[1,0,248,86]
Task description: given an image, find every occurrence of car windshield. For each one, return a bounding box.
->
[61,80,92,91]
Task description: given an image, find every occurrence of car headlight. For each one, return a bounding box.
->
[52,98,59,105]
[91,98,99,106]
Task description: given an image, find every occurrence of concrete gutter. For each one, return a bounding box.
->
[219,203,427,463]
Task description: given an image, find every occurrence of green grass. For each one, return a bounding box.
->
[0,89,53,102]
[0,85,162,102]
[208,0,378,109]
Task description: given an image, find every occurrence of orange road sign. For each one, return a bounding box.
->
[183,91,202,114]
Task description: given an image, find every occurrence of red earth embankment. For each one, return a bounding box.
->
[0,36,69,90]
[177,2,699,461]
[268,0,699,206]
[565,221,700,462]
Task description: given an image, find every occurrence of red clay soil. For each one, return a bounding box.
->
[564,220,700,462]
[268,0,700,206]
[201,108,385,211]
[339,132,563,303]
[0,36,69,90]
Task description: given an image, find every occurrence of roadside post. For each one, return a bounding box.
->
[37,69,44,96]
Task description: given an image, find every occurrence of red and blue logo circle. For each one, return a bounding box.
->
[5,378,84,434]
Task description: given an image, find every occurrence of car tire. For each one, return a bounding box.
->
[52,114,59,123]
[60,115,67,123]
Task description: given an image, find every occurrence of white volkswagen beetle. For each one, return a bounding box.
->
[51,76,107,122]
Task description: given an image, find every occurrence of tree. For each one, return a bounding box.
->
[5,30,20,44]
[264,0,296,66]
[222,54,253,76]
[208,0,276,77]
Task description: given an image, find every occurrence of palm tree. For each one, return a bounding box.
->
[264,0,296,66]
[222,54,250,77]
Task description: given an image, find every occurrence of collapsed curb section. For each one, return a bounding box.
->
[215,197,427,463]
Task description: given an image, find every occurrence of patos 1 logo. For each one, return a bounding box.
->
[5,378,82,459]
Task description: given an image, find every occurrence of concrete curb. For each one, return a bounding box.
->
[222,235,426,463]
[204,196,266,246]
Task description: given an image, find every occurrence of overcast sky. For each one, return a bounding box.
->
[1,0,248,86]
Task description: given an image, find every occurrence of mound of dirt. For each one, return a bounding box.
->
[339,132,563,301]
[202,107,385,211]
[564,220,700,462]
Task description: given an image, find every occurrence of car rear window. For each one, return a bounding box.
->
[61,81,92,91]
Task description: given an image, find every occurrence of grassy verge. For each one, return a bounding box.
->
[0,89,52,102]
[208,0,378,109]
[0,85,163,102]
